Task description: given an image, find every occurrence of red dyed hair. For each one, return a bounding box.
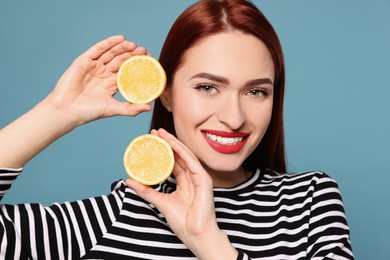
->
[150,0,286,173]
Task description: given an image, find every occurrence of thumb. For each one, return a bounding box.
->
[111,102,152,117]
[125,178,167,211]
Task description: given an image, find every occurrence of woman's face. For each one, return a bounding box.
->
[162,32,274,178]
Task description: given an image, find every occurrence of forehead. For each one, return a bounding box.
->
[176,32,275,83]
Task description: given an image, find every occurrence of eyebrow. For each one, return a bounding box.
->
[190,72,273,87]
[190,72,229,84]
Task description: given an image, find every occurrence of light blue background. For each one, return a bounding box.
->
[1,1,389,259]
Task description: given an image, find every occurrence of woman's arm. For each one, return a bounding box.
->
[0,35,151,169]
[0,167,125,259]
[307,173,354,259]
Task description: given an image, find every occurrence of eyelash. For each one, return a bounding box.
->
[194,84,218,95]
[247,88,269,98]
[194,84,270,98]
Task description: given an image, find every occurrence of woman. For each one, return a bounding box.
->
[0,0,353,259]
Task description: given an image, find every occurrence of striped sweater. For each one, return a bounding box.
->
[0,168,353,259]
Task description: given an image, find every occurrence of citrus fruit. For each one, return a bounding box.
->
[123,134,174,186]
[117,55,167,104]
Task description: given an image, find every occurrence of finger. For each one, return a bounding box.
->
[172,154,190,180]
[130,46,148,56]
[109,101,152,117]
[107,46,149,73]
[174,153,187,172]
[125,178,168,213]
[157,129,199,165]
[99,41,137,64]
[148,129,189,175]
[150,129,192,180]
[157,129,208,181]
[84,35,126,60]
[171,150,211,191]
[106,52,133,73]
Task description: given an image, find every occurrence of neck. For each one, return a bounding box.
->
[202,165,252,188]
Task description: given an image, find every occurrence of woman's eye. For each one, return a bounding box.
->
[195,84,217,94]
[247,88,267,97]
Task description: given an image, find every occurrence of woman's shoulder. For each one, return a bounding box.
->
[264,169,336,182]
[260,169,341,193]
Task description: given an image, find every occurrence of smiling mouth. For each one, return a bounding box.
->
[204,132,244,145]
[201,130,249,154]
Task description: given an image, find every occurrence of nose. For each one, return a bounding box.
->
[217,95,246,130]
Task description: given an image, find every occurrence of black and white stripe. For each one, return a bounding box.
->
[0,168,354,259]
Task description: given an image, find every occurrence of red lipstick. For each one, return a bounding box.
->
[201,130,249,154]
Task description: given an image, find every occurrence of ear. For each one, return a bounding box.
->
[160,87,172,112]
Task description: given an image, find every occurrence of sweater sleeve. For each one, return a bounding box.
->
[236,250,252,260]
[0,168,124,259]
[306,173,354,259]
[0,168,23,201]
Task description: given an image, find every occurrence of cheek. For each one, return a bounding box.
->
[171,90,209,124]
[170,90,199,132]
[264,103,274,123]
[247,101,273,130]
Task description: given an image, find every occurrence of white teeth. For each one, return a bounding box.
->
[205,132,244,145]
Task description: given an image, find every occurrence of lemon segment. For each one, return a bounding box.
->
[117,55,166,104]
[123,134,174,185]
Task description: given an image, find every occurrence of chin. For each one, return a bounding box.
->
[202,159,244,173]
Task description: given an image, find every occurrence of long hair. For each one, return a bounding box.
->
[150,0,286,173]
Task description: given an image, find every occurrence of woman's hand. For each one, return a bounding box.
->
[0,36,152,168]
[126,128,238,259]
[46,35,152,127]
